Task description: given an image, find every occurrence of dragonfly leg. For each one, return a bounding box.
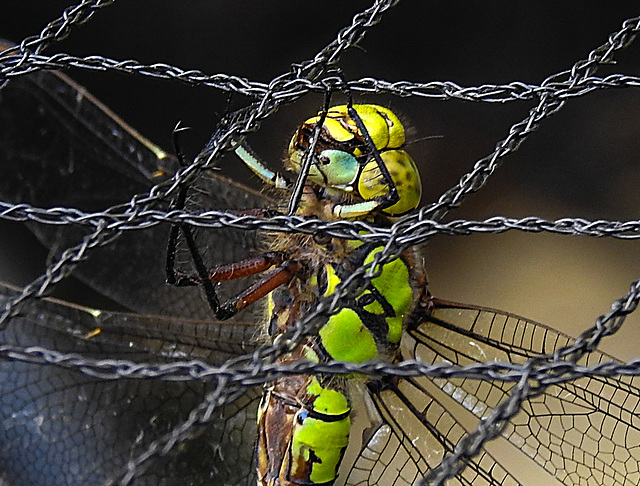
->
[166,214,301,319]
[218,259,302,319]
[164,125,289,320]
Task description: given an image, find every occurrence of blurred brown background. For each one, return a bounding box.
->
[1,1,640,361]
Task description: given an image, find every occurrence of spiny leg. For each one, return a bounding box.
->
[165,125,299,320]
[168,231,300,319]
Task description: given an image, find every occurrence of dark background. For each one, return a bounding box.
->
[2,1,640,359]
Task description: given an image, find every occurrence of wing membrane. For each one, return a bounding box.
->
[0,62,274,320]
[0,283,260,485]
[0,50,271,484]
[389,299,640,486]
[344,379,520,486]
[337,299,640,485]
[339,375,521,486]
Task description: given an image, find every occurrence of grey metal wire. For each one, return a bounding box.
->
[1,1,640,485]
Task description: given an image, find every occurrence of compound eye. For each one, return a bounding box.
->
[313,149,359,186]
[358,149,421,215]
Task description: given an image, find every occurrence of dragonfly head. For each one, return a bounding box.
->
[286,104,422,217]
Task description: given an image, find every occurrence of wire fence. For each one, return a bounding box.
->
[1,1,640,485]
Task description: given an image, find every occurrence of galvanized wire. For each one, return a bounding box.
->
[1,2,640,485]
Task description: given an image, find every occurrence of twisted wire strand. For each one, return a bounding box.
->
[1,3,640,485]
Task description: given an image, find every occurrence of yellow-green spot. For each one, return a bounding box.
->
[302,346,320,363]
[320,308,378,362]
[324,104,406,151]
[323,264,341,297]
[289,377,350,483]
[365,248,412,343]
[266,294,274,321]
[306,377,349,415]
[345,236,365,251]
[362,291,384,315]
[358,107,390,149]
[290,414,350,484]
[369,105,405,148]
[323,118,354,142]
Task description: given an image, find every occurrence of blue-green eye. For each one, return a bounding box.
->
[314,149,359,185]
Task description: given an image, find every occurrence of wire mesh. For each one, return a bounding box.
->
[1,2,640,485]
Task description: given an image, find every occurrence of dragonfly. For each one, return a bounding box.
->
[0,43,639,486]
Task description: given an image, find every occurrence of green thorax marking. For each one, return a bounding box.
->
[318,244,413,363]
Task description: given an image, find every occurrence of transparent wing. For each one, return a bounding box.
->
[0,55,270,484]
[0,59,275,320]
[0,282,260,485]
[341,299,639,486]
[341,374,519,485]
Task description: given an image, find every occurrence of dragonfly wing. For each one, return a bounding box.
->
[339,379,519,486]
[0,283,260,485]
[0,63,275,320]
[0,46,268,484]
[392,299,640,486]
[337,298,640,485]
